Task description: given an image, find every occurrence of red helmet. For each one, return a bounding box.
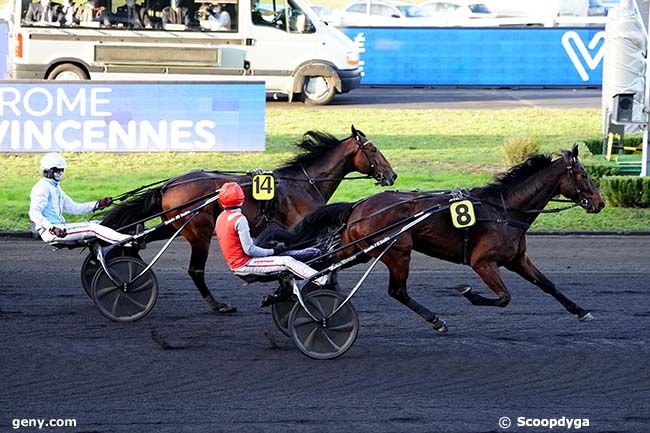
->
[219,182,245,208]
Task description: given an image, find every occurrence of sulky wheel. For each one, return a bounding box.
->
[81,248,141,298]
[91,257,158,322]
[289,289,359,360]
[271,283,321,337]
[271,299,295,337]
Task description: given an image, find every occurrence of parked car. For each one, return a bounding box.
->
[420,0,497,20]
[601,0,620,14]
[483,0,589,18]
[310,4,335,22]
[334,0,435,26]
[588,0,606,16]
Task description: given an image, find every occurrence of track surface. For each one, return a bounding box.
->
[268,88,601,109]
[1,236,648,433]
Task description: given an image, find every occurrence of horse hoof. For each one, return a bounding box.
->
[454,285,471,295]
[214,303,237,314]
[578,312,594,322]
[433,319,448,333]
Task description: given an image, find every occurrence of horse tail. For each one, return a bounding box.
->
[101,187,163,232]
[290,202,355,245]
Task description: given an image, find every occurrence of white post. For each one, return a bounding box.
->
[639,0,650,176]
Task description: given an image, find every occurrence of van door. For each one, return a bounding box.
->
[246,0,317,93]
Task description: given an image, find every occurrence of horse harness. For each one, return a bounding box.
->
[334,186,582,266]
[297,134,383,201]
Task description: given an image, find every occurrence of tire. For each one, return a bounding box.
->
[47,63,88,81]
[91,257,158,322]
[289,289,359,360]
[81,248,142,298]
[271,300,295,337]
[300,75,336,106]
[271,283,320,337]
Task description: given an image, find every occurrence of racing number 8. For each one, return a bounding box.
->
[450,200,476,229]
[252,174,275,200]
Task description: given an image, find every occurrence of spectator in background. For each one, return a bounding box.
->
[24,0,60,25]
[76,0,110,25]
[207,3,231,30]
[115,0,152,28]
[57,0,78,25]
[162,0,191,26]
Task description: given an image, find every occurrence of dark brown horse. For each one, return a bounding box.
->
[287,145,604,331]
[102,126,397,313]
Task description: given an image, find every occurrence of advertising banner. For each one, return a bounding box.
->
[343,27,605,86]
[0,81,266,152]
[0,21,7,79]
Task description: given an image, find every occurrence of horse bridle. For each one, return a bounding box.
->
[352,134,387,185]
[564,155,591,210]
[300,134,386,201]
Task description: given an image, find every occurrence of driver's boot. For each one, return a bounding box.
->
[259,283,291,307]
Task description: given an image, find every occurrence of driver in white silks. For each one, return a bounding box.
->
[29,152,132,245]
[215,182,327,286]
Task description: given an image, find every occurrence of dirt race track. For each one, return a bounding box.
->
[1,236,648,433]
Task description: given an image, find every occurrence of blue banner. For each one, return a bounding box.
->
[343,27,605,86]
[0,82,266,152]
[0,21,7,80]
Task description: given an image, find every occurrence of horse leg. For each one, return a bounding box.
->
[187,238,237,314]
[383,250,447,332]
[458,261,512,307]
[506,255,593,321]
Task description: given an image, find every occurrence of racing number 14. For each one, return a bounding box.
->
[450,200,476,229]
[252,174,275,200]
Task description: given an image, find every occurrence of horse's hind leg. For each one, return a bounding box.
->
[460,261,512,307]
[186,236,237,314]
[506,255,592,321]
[382,248,447,332]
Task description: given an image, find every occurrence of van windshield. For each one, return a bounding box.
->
[252,0,314,33]
[19,0,239,32]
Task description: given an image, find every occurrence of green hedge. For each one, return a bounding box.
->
[583,161,618,186]
[581,135,643,155]
[582,138,604,155]
[600,176,650,208]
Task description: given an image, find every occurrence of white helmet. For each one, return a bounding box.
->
[40,153,67,171]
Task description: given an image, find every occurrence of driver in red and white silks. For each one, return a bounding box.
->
[215,182,328,285]
[29,153,132,245]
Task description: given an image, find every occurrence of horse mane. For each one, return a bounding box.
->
[289,202,355,246]
[482,153,556,194]
[280,130,343,169]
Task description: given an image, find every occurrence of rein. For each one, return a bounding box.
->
[112,178,171,202]
[306,202,448,266]
[115,181,252,232]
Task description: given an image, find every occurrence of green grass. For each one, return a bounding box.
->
[1,107,649,232]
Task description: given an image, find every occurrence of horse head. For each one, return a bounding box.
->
[348,125,397,187]
[558,144,605,213]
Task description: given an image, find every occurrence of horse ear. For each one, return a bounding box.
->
[351,124,358,137]
[571,143,579,158]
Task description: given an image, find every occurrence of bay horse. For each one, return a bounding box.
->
[287,145,604,331]
[102,126,397,313]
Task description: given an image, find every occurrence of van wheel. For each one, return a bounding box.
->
[48,64,88,81]
[301,75,336,105]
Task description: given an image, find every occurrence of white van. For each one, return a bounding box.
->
[484,0,589,22]
[8,0,361,104]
